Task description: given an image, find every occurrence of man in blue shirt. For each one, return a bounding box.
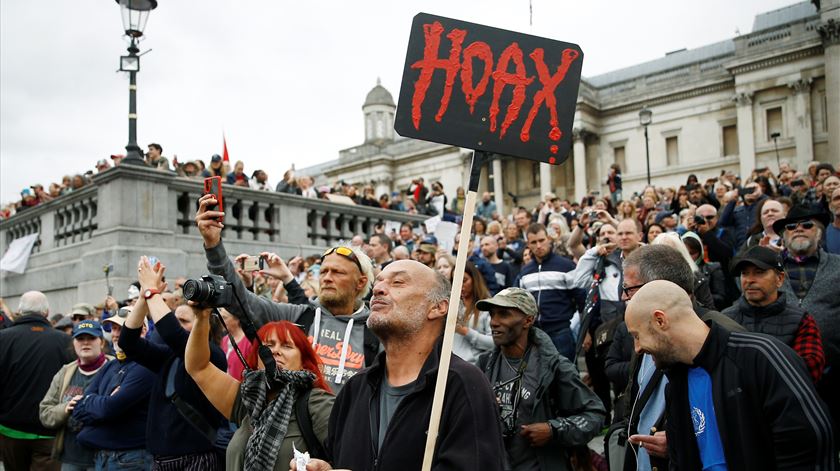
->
[626,280,836,470]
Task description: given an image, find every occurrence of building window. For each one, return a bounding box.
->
[614,146,626,174]
[723,125,738,156]
[666,136,679,166]
[766,106,783,139]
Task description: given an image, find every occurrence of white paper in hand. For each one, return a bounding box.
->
[293,442,310,470]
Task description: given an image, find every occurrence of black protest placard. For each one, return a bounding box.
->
[394,13,584,165]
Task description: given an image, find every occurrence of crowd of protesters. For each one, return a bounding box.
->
[1,152,840,471]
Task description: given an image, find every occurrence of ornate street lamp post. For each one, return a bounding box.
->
[639,106,653,186]
[116,0,157,166]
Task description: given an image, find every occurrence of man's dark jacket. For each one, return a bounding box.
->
[477,328,605,471]
[325,339,505,471]
[665,321,837,470]
[0,314,73,435]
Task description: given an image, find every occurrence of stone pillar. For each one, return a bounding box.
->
[492,157,505,217]
[573,129,587,203]
[539,163,552,199]
[819,18,840,166]
[734,92,756,178]
[788,78,814,171]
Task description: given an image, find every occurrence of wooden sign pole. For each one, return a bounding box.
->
[421,149,488,471]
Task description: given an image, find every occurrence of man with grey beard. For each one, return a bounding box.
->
[775,204,840,444]
[293,260,505,471]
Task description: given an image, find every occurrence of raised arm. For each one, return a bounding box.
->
[195,194,308,327]
[119,291,171,371]
[184,304,239,419]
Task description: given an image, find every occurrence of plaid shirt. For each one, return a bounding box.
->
[792,312,825,383]
[783,251,820,299]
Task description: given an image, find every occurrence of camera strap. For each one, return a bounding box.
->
[230,288,278,380]
[214,308,252,372]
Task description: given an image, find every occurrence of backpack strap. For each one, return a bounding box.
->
[295,389,327,459]
[165,358,218,444]
[363,326,380,367]
[296,308,316,335]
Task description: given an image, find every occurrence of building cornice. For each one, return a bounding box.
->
[598,79,735,116]
[725,42,823,74]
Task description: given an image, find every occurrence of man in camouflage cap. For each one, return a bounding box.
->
[476,288,605,471]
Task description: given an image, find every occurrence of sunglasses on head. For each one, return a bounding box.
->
[784,221,815,232]
[322,246,363,273]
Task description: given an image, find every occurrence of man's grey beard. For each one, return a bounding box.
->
[788,237,814,255]
[367,302,426,343]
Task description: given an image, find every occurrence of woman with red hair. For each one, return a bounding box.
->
[185,311,333,471]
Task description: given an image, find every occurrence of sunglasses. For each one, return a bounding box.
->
[622,283,645,298]
[322,246,363,273]
[784,221,815,232]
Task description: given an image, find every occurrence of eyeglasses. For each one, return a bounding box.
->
[784,221,816,232]
[322,246,363,273]
[622,283,646,298]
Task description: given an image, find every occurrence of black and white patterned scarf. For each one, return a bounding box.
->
[241,368,314,471]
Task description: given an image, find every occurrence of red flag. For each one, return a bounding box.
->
[223,134,230,163]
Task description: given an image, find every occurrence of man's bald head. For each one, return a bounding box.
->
[625,280,700,368]
[18,291,50,317]
[696,204,717,218]
[626,280,694,326]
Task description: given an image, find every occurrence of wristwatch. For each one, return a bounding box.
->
[143,288,160,300]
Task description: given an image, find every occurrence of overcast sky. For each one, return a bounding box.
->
[0,0,795,204]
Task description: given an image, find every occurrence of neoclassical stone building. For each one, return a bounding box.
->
[304,0,840,214]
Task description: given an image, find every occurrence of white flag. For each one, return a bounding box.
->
[0,233,40,274]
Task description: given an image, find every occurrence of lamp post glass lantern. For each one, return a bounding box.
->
[116,0,157,166]
[639,107,653,185]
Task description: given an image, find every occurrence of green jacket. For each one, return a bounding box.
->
[39,358,112,460]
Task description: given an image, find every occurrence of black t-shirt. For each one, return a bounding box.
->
[490,353,541,471]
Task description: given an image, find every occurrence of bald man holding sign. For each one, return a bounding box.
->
[625,280,836,470]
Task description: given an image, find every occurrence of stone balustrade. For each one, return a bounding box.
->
[0,165,426,313]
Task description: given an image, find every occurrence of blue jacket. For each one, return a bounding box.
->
[119,313,227,457]
[515,251,583,328]
[719,195,767,248]
[73,358,156,450]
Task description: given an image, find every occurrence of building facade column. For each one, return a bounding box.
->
[573,129,587,203]
[818,18,840,166]
[788,78,814,171]
[539,163,552,199]
[492,157,505,216]
[734,92,756,178]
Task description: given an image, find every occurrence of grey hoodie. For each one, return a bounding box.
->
[206,241,372,392]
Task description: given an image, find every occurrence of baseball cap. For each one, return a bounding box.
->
[654,210,675,225]
[96,159,110,167]
[211,154,222,163]
[729,245,784,275]
[54,316,74,330]
[545,192,558,201]
[71,303,96,318]
[73,320,104,339]
[127,285,140,301]
[110,154,125,160]
[476,287,538,318]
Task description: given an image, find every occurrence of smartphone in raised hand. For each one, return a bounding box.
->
[203,176,224,222]
[240,255,264,272]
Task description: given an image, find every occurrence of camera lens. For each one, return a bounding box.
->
[183,279,211,304]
